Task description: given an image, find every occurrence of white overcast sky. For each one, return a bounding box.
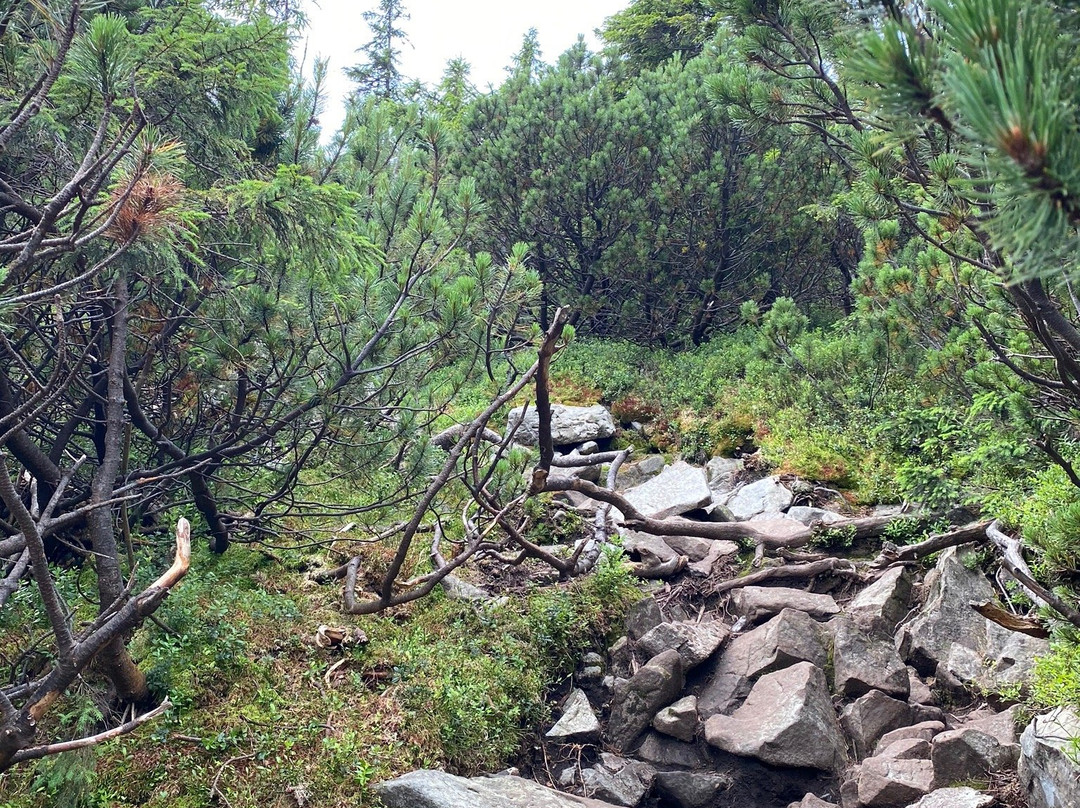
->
[295,0,629,135]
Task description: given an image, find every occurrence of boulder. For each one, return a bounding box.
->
[698,608,829,717]
[507,403,615,447]
[930,727,1018,785]
[902,787,995,808]
[786,506,846,526]
[704,661,847,772]
[625,597,664,641]
[829,617,910,699]
[878,738,932,760]
[547,689,601,743]
[705,456,744,494]
[731,586,840,624]
[618,461,713,520]
[1019,707,1080,808]
[848,567,913,637]
[637,620,729,671]
[654,771,731,808]
[787,796,838,808]
[744,518,809,549]
[662,534,739,562]
[607,649,685,753]
[896,548,1048,693]
[375,770,624,808]
[609,637,632,678]
[961,704,1020,746]
[840,691,914,760]
[874,722,945,757]
[620,531,679,565]
[652,695,699,742]
[580,754,655,807]
[725,476,794,520]
[616,455,666,490]
[855,756,936,807]
[685,539,740,577]
[906,668,935,706]
[635,731,712,768]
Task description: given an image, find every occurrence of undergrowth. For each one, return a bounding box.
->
[0,545,636,808]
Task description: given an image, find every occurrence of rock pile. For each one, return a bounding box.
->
[382,405,1079,808]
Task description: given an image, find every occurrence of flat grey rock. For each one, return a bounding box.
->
[507,403,615,446]
[375,770,623,808]
[580,754,655,807]
[698,608,829,717]
[903,787,995,808]
[616,455,666,490]
[618,461,713,520]
[856,756,935,807]
[704,661,847,772]
[829,616,910,699]
[547,688,601,743]
[705,457,744,494]
[725,476,794,520]
[731,586,840,624]
[655,770,731,808]
[931,727,1018,785]
[635,731,711,768]
[637,620,729,671]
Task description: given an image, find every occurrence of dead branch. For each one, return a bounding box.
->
[869,521,992,569]
[8,698,171,765]
[970,601,1050,639]
[542,475,920,553]
[712,557,866,594]
[986,519,1080,630]
[529,308,568,495]
[577,447,632,575]
[629,555,688,579]
[431,424,502,451]
[551,450,626,468]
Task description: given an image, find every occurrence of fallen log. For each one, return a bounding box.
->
[711,557,867,594]
[869,521,991,569]
[542,476,923,554]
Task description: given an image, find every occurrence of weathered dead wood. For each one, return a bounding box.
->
[629,555,687,579]
[971,601,1050,639]
[529,309,568,495]
[869,520,992,569]
[8,698,171,765]
[430,424,502,451]
[711,557,867,594]
[551,450,626,468]
[986,519,1080,630]
[986,520,1048,607]
[542,475,920,553]
[576,448,633,575]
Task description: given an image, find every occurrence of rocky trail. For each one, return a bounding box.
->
[376,404,1080,808]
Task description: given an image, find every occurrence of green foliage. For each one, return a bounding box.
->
[600,0,722,71]
[1032,639,1080,711]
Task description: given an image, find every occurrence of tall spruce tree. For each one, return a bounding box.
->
[348,0,411,101]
